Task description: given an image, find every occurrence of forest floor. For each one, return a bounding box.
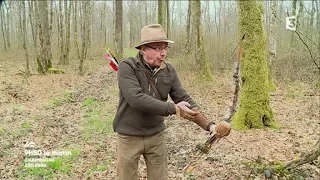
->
[0,53,319,180]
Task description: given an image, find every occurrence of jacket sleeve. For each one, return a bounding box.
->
[168,65,199,109]
[118,60,176,116]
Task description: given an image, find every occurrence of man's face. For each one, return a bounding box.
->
[141,42,169,68]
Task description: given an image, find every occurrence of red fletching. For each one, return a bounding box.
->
[105,52,119,72]
[109,61,118,71]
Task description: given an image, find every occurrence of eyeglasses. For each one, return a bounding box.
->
[144,44,170,52]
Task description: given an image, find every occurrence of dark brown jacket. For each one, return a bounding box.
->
[113,53,198,136]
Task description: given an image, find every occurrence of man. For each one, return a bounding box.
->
[113,24,219,180]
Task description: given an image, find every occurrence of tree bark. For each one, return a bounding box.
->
[290,0,297,51]
[297,0,304,30]
[309,0,315,34]
[166,0,170,38]
[58,0,65,64]
[114,0,123,59]
[192,0,212,80]
[19,1,30,75]
[3,2,10,50]
[29,0,39,68]
[63,0,71,65]
[78,1,91,76]
[0,6,8,52]
[128,1,137,48]
[158,0,167,31]
[316,0,320,51]
[73,1,80,61]
[233,0,276,129]
[37,1,52,73]
[268,0,277,64]
[184,0,191,55]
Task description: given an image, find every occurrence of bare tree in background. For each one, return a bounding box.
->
[37,1,52,74]
[308,0,316,37]
[64,0,71,65]
[268,1,277,64]
[290,0,297,49]
[100,2,107,46]
[19,1,30,75]
[28,0,39,67]
[297,0,304,30]
[184,0,191,55]
[191,0,212,80]
[316,0,320,50]
[78,1,91,75]
[0,4,8,51]
[58,0,64,64]
[166,0,170,38]
[158,0,167,31]
[0,2,10,52]
[114,0,123,59]
[128,1,138,48]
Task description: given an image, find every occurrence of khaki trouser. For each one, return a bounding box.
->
[116,131,168,180]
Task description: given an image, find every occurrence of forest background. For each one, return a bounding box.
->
[0,0,319,179]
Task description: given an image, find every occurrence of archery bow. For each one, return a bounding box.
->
[184,34,246,173]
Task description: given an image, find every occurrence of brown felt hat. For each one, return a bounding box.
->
[135,24,174,49]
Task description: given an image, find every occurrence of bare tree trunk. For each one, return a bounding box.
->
[184,0,191,55]
[78,1,91,76]
[79,1,85,75]
[166,0,170,38]
[29,0,39,68]
[297,0,304,30]
[269,0,277,64]
[290,0,297,50]
[114,0,123,59]
[0,7,8,52]
[88,1,92,48]
[63,0,71,65]
[144,1,148,24]
[128,1,136,48]
[99,3,104,45]
[19,1,30,75]
[103,2,107,46]
[58,0,65,64]
[3,2,10,50]
[158,0,166,30]
[74,1,80,61]
[316,0,320,51]
[309,0,315,34]
[49,1,53,39]
[213,2,219,37]
[37,1,52,73]
[192,0,212,80]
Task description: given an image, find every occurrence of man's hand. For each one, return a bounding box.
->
[175,101,199,121]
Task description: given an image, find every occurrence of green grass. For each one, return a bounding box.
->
[47,90,75,108]
[21,122,32,131]
[18,149,81,179]
[87,151,113,175]
[0,126,5,135]
[82,96,98,107]
[81,97,114,140]
[11,104,25,114]
[83,111,114,140]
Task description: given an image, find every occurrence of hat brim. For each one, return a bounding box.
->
[135,40,174,50]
